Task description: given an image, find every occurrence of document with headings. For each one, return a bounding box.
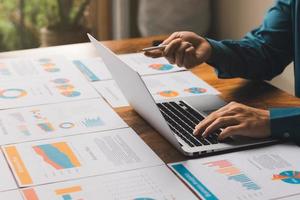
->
[92,80,129,108]
[20,165,197,200]
[0,152,18,191]
[169,144,300,200]
[3,128,163,187]
[0,56,81,81]
[72,57,112,81]
[0,98,127,145]
[119,53,186,75]
[0,75,99,109]
[143,71,220,100]
[0,190,23,200]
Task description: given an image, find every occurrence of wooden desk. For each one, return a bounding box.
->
[1,36,300,164]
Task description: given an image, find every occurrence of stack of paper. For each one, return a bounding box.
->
[0,54,202,200]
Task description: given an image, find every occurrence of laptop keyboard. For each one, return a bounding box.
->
[157,101,220,147]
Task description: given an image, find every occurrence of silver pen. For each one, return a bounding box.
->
[141,44,167,52]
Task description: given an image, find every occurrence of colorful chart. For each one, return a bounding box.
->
[37,123,55,132]
[149,63,174,71]
[204,160,261,190]
[52,78,70,84]
[18,125,31,136]
[59,122,75,129]
[184,87,207,94]
[33,142,81,170]
[61,91,81,97]
[55,186,83,200]
[81,117,104,127]
[0,88,27,99]
[272,171,300,184]
[157,90,179,98]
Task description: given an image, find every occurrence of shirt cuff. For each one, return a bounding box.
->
[205,38,233,79]
[270,108,300,141]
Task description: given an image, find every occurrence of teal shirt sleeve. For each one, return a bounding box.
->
[270,108,300,142]
[206,0,293,80]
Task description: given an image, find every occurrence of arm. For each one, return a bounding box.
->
[207,0,293,80]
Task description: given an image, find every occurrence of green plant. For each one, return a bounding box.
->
[41,0,91,30]
[0,0,91,51]
[0,0,40,51]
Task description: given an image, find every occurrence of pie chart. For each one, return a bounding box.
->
[158,90,179,98]
[149,63,174,71]
[184,87,207,94]
[272,171,300,184]
[0,88,27,99]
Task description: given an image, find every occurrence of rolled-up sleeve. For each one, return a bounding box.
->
[270,108,300,142]
[206,0,293,80]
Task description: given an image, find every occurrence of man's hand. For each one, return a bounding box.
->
[144,31,212,68]
[193,102,271,140]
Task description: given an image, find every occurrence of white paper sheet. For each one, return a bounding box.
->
[0,98,127,145]
[92,80,130,108]
[72,57,112,81]
[0,152,18,191]
[119,53,186,75]
[73,54,185,82]
[3,128,163,187]
[20,165,197,200]
[93,71,220,108]
[0,190,23,200]
[169,144,300,200]
[143,71,220,100]
[0,75,99,109]
[0,56,82,81]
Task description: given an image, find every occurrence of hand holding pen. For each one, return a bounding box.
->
[143,31,212,68]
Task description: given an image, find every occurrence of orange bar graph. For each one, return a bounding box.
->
[55,186,82,195]
[22,188,39,200]
[4,146,33,185]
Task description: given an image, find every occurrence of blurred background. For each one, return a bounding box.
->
[0,0,293,95]
[0,0,274,51]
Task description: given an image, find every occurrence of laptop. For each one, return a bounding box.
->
[88,34,277,157]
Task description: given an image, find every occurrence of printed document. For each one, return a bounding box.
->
[0,56,82,81]
[3,128,163,187]
[0,98,127,145]
[20,166,197,200]
[170,144,300,200]
[73,53,185,82]
[0,75,99,109]
[92,80,130,107]
[0,190,23,200]
[0,152,18,191]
